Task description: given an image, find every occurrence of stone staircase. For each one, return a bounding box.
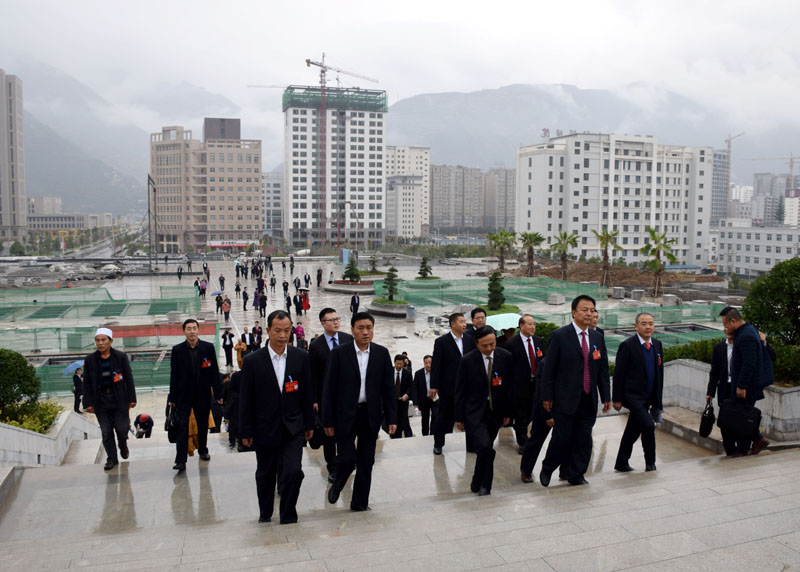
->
[2,418,800,571]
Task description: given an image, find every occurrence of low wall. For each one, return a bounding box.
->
[663,359,800,442]
[0,411,101,466]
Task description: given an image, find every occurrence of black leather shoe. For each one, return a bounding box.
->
[568,477,589,486]
[478,487,490,496]
[199,452,211,461]
[615,463,634,472]
[120,445,129,460]
[103,460,118,471]
[470,481,480,493]
[327,473,337,484]
[173,462,186,472]
[350,504,371,512]
[433,446,442,455]
[279,518,297,525]
[558,473,568,480]
[327,484,340,504]
[258,516,271,523]
[539,470,552,487]
[645,464,657,472]
[517,445,525,455]
[520,472,533,484]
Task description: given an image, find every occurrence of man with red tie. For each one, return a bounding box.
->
[506,315,545,453]
[539,295,610,487]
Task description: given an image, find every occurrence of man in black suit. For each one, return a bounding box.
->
[168,319,222,473]
[252,321,263,349]
[455,327,512,495]
[292,293,303,317]
[402,351,412,372]
[591,308,604,336]
[391,354,413,438]
[412,355,437,436]
[309,307,354,482]
[242,327,256,354]
[519,366,555,483]
[465,307,487,337]
[706,331,737,456]
[323,312,396,511]
[539,295,611,487]
[506,315,545,453]
[431,313,477,455]
[350,293,360,314]
[612,312,664,472]
[240,310,315,524]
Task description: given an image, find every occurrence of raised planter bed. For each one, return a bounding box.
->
[366,300,410,318]
[322,281,375,294]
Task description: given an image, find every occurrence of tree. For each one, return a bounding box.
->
[9,241,25,256]
[592,228,622,286]
[551,231,579,280]
[486,232,497,257]
[343,256,361,282]
[743,258,800,345]
[487,270,505,310]
[384,266,399,301]
[493,230,516,272]
[640,226,677,298]
[368,255,378,273]
[518,232,545,277]
[418,255,433,278]
[0,349,40,410]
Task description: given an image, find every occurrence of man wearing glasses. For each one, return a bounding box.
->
[309,308,354,483]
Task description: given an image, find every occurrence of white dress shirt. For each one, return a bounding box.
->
[355,343,370,403]
[726,342,733,385]
[572,321,590,345]
[425,370,431,393]
[451,331,464,355]
[268,343,287,393]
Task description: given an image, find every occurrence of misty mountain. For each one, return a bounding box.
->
[386,83,794,184]
[25,112,145,215]
[129,81,240,124]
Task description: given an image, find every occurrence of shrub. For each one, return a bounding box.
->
[534,322,559,348]
[0,349,40,410]
[772,342,800,386]
[418,256,433,279]
[384,266,399,301]
[743,258,800,345]
[2,401,64,434]
[487,271,505,310]
[662,338,723,364]
[343,257,361,282]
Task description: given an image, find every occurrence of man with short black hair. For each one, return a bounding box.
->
[506,315,545,453]
[168,319,222,473]
[391,354,413,438]
[413,355,436,436]
[430,312,477,455]
[466,307,487,337]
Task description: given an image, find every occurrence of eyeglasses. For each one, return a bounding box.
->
[323,317,341,323]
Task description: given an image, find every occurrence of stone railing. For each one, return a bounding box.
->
[0,410,101,466]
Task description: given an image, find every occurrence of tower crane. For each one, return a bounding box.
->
[305,53,378,246]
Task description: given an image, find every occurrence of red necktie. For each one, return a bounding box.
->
[527,338,537,377]
[645,341,651,350]
[581,331,590,394]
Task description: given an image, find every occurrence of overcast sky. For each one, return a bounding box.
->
[3,0,800,166]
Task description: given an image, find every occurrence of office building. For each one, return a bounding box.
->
[385,174,423,239]
[752,194,783,226]
[28,212,112,231]
[28,196,62,216]
[711,149,728,226]
[203,118,241,141]
[282,85,388,249]
[484,168,516,230]
[431,165,484,229]
[730,184,753,203]
[784,197,800,227]
[515,133,713,266]
[0,69,26,242]
[261,171,283,241]
[386,146,430,234]
[717,223,800,278]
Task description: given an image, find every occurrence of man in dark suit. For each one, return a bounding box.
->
[506,315,545,453]
[539,295,611,487]
[612,312,664,472]
[412,355,437,436]
[252,321,263,349]
[72,367,84,413]
[592,308,604,336]
[391,354,413,438]
[309,307,354,482]
[431,313,476,455]
[240,310,315,524]
[350,293,360,314]
[168,319,222,473]
[465,307,487,337]
[402,351,412,372]
[519,364,555,483]
[241,327,256,354]
[455,327,513,495]
[292,293,303,317]
[323,312,396,511]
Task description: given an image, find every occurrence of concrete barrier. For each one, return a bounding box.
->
[0,410,101,466]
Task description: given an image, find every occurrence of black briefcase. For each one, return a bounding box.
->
[307,413,324,450]
[699,402,715,438]
[164,404,179,443]
[717,398,761,439]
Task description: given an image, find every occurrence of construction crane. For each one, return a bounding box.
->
[305,53,378,246]
[724,132,745,201]
[743,153,799,196]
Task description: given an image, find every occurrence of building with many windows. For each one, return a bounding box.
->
[0,69,26,242]
[385,174,423,239]
[711,149,729,226]
[484,168,516,230]
[430,165,484,229]
[282,86,387,249]
[28,196,62,216]
[28,212,112,230]
[515,133,713,266]
[261,171,283,241]
[386,146,430,235]
[717,222,800,277]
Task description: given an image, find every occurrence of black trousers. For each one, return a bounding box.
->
[322,433,337,474]
[95,393,129,463]
[616,400,656,466]
[433,395,455,448]
[73,392,82,413]
[470,405,503,492]
[520,400,553,476]
[734,395,764,455]
[513,391,533,446]
[390,401,413,438]
[419,399,437,436]
[334,405,377,509]
[243,300,248,311]
[541,391,597,481]
[255,429,305,524]
[223,347,233,367]
[175,390,211,464]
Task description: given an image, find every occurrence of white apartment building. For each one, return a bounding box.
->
[0,69,26,242]
[385,174,423,239]
[28,196,62,216]
[261,172,283,241]
[711,149,728,226]
[730,184,753,203]
[785,197,800,227]
[717,224,800,277]
[430,165,484,229]
[515,133,713,266]
[386,146,430,235]
[484,168,516,230]
[282,86,388,249]
[28,212,112,230]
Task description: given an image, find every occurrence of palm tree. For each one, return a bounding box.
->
[592,228,622,286]
[640,226,678,297]
[486,232,497,258]
[493,230,516,272]
[551,231,579,280]
[519,232,545,277]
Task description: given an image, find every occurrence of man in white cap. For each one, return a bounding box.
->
[83,328,137,470]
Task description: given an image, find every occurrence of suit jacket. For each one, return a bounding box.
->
[350,295,360,311]
[430,332,476,398]
[253,327,263,344]
[242,332,254,346]
[731,322,766,399]
[308,332,354,405]
[392,368,413,401]
[506,333,545,402]
[83,347,136,411]
[611,335,664,410]
[540,324,611,415]
[293,294,303,307]
[322,341,396,435]
[238,345,314,446]
[455,348,513,429]
[707,340,732,406]
[168,340,221,408]
[412,368,432,404]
